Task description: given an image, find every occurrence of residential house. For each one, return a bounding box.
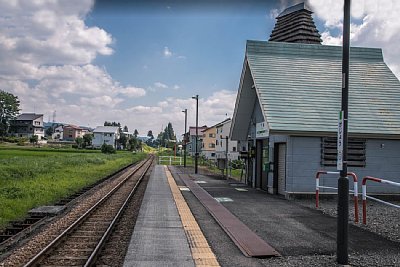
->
[92,126,120,148]
[187,126,207,156]
[63,125,84,141]
[216,118,239,168]
[51,124,64,140]
[231,3,400,196]
[200,125,216,161]
[10,113,45,139]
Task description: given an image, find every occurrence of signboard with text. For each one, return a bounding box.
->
[256,122,269,138]
[337,111,344,170]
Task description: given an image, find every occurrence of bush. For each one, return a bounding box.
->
[101,144,116,154]
[17,139,26,146]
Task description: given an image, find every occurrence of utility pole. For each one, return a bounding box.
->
[182,109,187,167]
[337,0,350,264]
[192,95,199,174]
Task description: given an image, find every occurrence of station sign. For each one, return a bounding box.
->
[256,122,269,138]
[337,110,344,170]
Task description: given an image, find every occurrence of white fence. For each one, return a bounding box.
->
[158,156,184,166]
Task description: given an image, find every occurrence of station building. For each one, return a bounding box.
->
[231,3,400,197]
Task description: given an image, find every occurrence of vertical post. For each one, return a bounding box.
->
[337,0,350,264]
[192,95,199,174]
[225,136,229,180]
[182,109,187,168]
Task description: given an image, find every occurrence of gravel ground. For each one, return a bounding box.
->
[293,197,400,243]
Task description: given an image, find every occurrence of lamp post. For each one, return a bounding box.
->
[182,109,187,168]
[192,95,199,174]
[337,0,350,264]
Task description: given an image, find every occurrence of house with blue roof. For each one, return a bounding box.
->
[231,3,400,197]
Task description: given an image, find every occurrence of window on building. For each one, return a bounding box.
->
[216,140,219,145]
[209,143,215,148]
[209,133,214,138]
[232,147,236,152]
[321,137,366,167]
[211,153,215,157]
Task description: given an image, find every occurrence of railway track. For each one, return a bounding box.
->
[22,155,154,267]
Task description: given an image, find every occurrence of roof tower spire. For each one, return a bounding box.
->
[269,2,322,44]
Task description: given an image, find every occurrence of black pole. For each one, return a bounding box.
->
[337,0,350,264]
[183,109,187,168]
[192,95,199,174]
[225,136,229,180]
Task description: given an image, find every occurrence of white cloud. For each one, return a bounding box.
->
[0,0,146,129]
[309,0,400,78]
[80,95,124,107]
[154,82,168,89]
[163,46,172,58]
[119,86,146,98]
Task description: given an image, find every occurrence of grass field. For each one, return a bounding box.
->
[0,145,147,229]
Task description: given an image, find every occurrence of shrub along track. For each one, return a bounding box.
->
[0,155,154,267]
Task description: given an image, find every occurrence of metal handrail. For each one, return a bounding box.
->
[362,176,400,224]
[315,171,359,223]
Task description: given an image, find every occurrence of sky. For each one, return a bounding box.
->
[1,0,400,138]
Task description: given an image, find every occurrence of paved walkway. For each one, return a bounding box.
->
[123,165,194,267]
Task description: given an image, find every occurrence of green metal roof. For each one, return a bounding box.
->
[240,40,400,138]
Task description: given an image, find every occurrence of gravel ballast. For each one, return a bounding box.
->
[294,197,400,243]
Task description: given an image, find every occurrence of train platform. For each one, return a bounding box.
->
[123,165,219,267]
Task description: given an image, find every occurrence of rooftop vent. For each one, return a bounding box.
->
[269,2,322,44]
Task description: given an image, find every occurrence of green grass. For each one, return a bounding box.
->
[0,146,147,229]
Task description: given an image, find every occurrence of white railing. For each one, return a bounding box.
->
[158,156,183,166]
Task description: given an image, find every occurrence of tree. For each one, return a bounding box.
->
[45,125,54,137]
[0,90,20,136]
[75,136,83,148]
[29,135,38,145]
[166,122,175,141]
[83,134,92,148]
[147,130,154,139]
[128,137,138,151]
[118,134,128,149]
[123,125,129,132]
[134,129,139,137]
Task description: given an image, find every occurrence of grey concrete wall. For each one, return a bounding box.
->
[284,136,400,194]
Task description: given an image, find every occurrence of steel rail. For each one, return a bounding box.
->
[84,156,153,266]
[23,156,153,267]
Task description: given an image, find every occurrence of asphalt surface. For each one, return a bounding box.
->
[170,166,399,267]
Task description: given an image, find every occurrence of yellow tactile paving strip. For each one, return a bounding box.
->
[164,166,220,267]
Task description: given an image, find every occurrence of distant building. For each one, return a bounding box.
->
[201,125,216,161]
[51,124,64,140]
[92,126,120,148]
[187,126,207,156]
[216,118,239,163]
[10,113,44,139]
[63,125,84,141]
